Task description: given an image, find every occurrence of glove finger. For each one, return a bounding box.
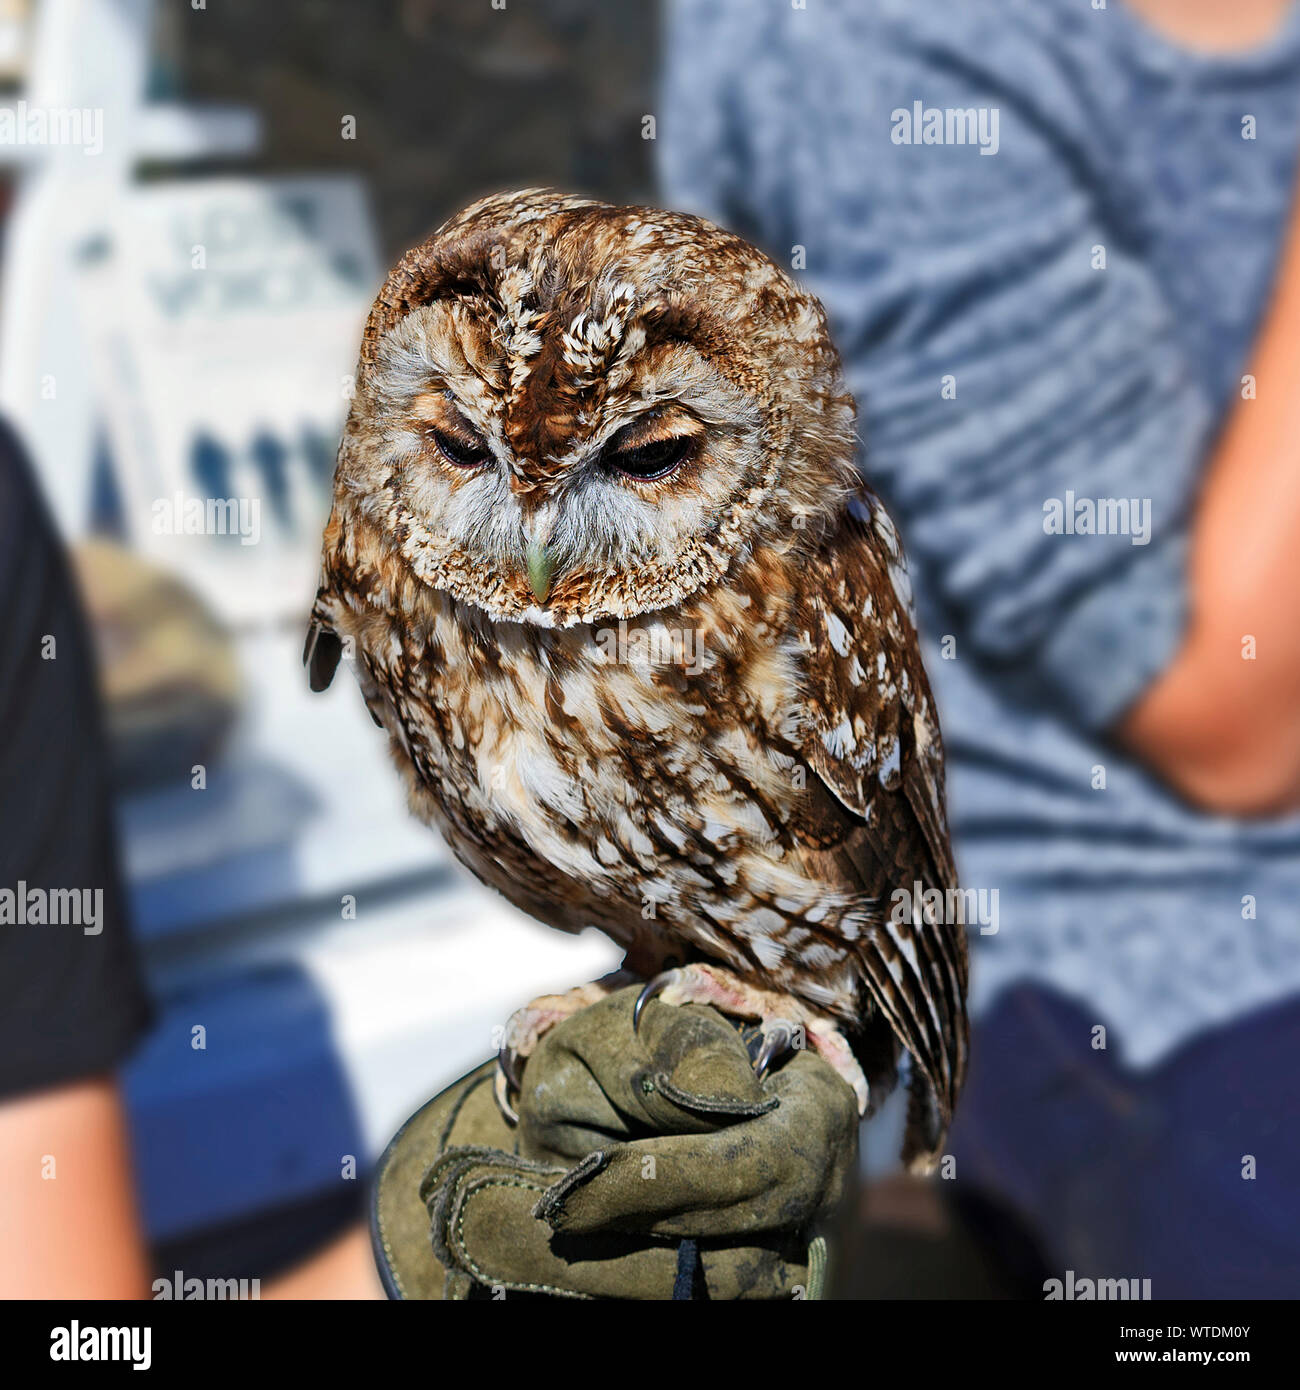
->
[432,1150,815,1299]
[517,988,774,1164]
[634,998,777,1124]
[424,1148,569,1280]
[533,1048,859,1239]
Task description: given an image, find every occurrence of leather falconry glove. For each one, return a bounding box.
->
[371,985,860,1300]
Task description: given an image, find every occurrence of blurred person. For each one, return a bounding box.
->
[0,420,154,1299]
[0,422,379,1299]
[660,0,1300,1297]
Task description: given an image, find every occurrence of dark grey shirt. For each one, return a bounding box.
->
[0,424,151,1097]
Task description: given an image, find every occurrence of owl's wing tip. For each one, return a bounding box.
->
[899,1062,956,1173]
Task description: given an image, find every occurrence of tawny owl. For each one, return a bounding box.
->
[306,189,968,1168]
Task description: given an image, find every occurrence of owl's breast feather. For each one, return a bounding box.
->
[331,579,866,1017]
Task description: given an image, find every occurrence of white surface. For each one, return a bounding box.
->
[82,174,378,626]
[151,873,622,1160]
[297,889,621,1157]
[0,0,152,534]
[240,624,444,901]
[0,0,268,539]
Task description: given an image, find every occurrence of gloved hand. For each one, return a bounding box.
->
[371,986,860,1300]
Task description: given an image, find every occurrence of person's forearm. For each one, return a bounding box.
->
[261,1225,384,1299]
[1119,193,1300,815]
[0,1078,152,1299]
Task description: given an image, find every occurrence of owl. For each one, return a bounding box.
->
[306,189,968,1168]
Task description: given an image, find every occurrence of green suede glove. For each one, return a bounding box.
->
[371,986,860,1300]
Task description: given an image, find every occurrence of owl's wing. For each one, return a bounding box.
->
[792,492,969,1168]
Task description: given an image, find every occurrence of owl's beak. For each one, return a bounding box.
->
[525,538,555,604]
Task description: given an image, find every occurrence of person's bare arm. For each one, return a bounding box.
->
[261,1225,384,1299]
[1117,192,1300,816]
[0,1076,384,1299]
[0,1077,151,1299]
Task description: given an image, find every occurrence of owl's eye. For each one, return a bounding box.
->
[430,425,489,468]
[604,433,693,482]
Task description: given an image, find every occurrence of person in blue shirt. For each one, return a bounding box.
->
[660,0,1300,1298]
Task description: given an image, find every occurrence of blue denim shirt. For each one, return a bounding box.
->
[659,0,1300,1066]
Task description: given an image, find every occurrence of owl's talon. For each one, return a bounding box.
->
[497,1040,524,1094]
[493,1056,520,1126]
[754,1019,797,1082]
[492,975,635,1125]
[633,969,681,1034]
[627,961,870,1113]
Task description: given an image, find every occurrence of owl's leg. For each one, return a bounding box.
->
[494,969,639,1123]
[634,962,870,1115]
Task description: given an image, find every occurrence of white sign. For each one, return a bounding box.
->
[82,174,379,624]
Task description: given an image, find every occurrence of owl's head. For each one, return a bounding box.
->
[332,189,858,626]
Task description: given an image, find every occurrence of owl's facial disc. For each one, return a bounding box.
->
[344,196,857,626]
[363,301,780,625]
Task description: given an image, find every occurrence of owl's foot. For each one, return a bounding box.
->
[494,971,638,1124]
[633,962,870,1115]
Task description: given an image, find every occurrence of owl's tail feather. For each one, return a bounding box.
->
[900,1065,948,1175]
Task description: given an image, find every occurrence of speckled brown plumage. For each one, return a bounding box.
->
[307,189,968,1166]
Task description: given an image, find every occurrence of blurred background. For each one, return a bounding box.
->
[0,0,652,1285]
